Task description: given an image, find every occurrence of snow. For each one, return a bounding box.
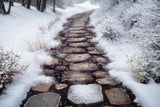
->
[68,84,103,104]
[90,0,160,107]
[0,2,98,107]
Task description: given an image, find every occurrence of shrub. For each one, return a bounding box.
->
[129,53,160,84]
[0,48,28,94]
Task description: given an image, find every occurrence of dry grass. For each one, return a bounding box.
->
[27,38,50,52]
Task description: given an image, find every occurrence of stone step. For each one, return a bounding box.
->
[66,37,86,42]
[61,71,94,84]
[69,63,99,72]
[105,88,131,105]
[65,53,92,63]
[69,42,90,48]
[25,92,61,107]
[63,47,86,54]
[67,84,103,105]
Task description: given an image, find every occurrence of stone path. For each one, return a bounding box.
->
[23,11,139,107]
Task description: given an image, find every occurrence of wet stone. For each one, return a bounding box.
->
[88,50,103,55]
[66,34,84,38]
[56,53,67,59]
[92,71,108,78]
[55,84,68,90]
[67,84,103,104]
[69,42,90,48]
[55,66,67,71]
[66,37,86,42]
[65,54,91,63]
[69,63,99,72]
[93,57,109,64]
[25,92,61,107]
[62,72,94,84]
[86,47,97,51]
[96,77,122,86]
[31,84,52,93]
[68,27,84,31]
[70,30,86,34]
[105,88,131,105]
[63,47,86,54]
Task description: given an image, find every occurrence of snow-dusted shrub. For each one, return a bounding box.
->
[91,0,160,84]
[0,48,28,94]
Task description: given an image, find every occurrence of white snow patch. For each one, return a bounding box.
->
[68,84,103,104]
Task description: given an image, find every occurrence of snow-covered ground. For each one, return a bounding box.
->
[0,2,98,107]
[90,0,160,107]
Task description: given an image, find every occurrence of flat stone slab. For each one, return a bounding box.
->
[66,37,86,42]
[96,77,122,86]
[94,57,109,64]
[68,27,84,31]
[55,84,68,90]
[105,88,131,105]
[70,30,86,34]
[63,47,86,54]
[88,50,103,55]
[25,92,61,107]
[69,63,98,72]
[31,84,52,93]
[69,42,90,48]
[65,54,91,62]
[56,53,67,59]
[62,72,94,84]
[92,71,108,78]
[55,66,67,71]
[68,84,103,104]
[66,34,84,38]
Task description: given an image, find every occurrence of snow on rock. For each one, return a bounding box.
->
[67,84,103,104]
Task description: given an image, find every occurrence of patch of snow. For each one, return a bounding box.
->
[68,84,103,104]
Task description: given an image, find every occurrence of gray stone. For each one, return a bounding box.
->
[55,66,67,71]
[65,54,91,62]
[66,37,86,42]
[93,57,109,64]
[96,77,122,86]
[69,42,90,48]
[92,71,108,78]
[69,27,84,31]
[56,53,67,59]
[63,47,86,54]
[25,92,61,107]
[70,30,86,34]
[69,63,98,72]
[66,34,84,38]
[88,50,102,55]
[62,72,94,84]
[68,84,103,104]
[105,88,131,105]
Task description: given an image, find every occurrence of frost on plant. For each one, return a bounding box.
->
[0,48,28,94]
[129,52,160,84]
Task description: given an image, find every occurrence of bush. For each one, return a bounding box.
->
[129,53,160,84]
[0,48,28,94]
